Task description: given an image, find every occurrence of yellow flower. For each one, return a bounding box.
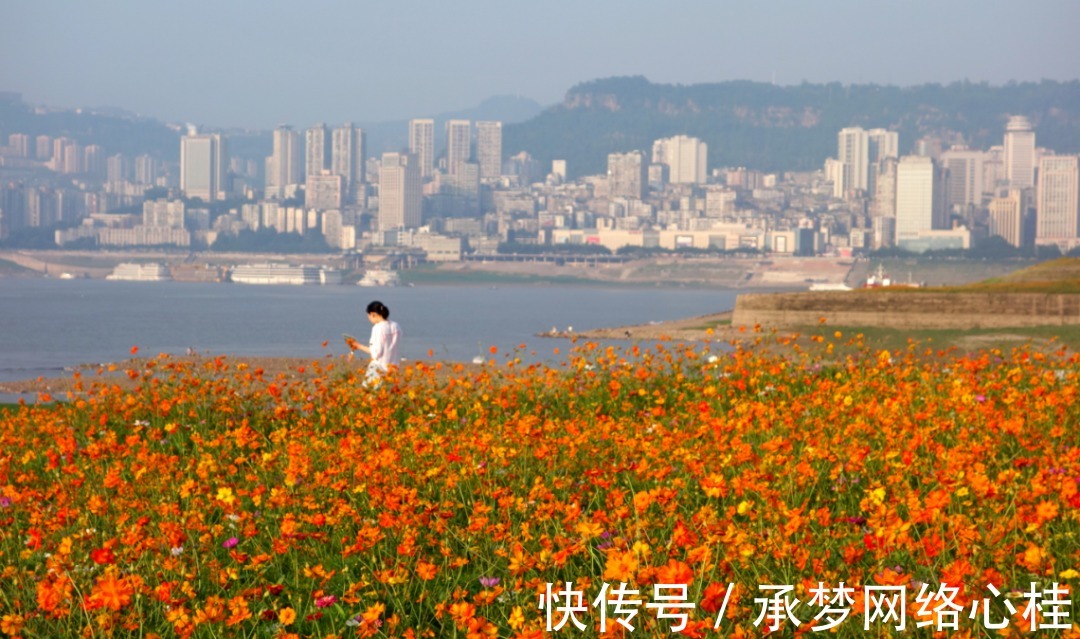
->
[737,500,753,515]
[868,487,886,506]
[575,521,603,539]
[216,487,236,505]
[509,606,525,630]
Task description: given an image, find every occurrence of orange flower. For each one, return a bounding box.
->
[603,550,639,582]
[90,571,134,611]
[656,559,694,586]
[416,561,437,581]
[363,602,386,623]
[278,606,297,626]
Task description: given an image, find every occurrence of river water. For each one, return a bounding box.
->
[0,278,739,385]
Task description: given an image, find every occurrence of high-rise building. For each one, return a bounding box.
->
[180,132,227,201]
[409,119,435,178]
[476,121,503,180]
[7,134,29,158]
[378,152,421,230]
[837,127,869,196]
[106,153,129,184]
[83,145,106,179]
[306,124,330,178]
[446,120,471,173]
[551,160,567,182]
[607,151,647,199]
[305,172,344,211]
[267,126,301,198]
[825,158,845,199]
[867,129,899,162]
[895,155,946,241]
[940,148,985,211]
[867,129,899,197]
[35,135,51,161]
[1004,116,1036,189]
[143,199,186,228]
[332,123,366,202]
[871,157,898,220]
[651,135,707,185]
[1035,155,1080,247]
[134,155,156,185]
[988,189,1031,248]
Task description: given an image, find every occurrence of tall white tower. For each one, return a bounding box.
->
[446,120,471,173]
[896,155,945,241]
[651,135,707,184]
[1004,116,1036,189]
[306,123,330,178]
[378,152,422,230]
[180,131,226,201]
[1036,155,1079,246]
[409,119,435,178]
[838,127,869,195]
[332,123,366,203]
[476,121,503,180]
[267,126,301,198]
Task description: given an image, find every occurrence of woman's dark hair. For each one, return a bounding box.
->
[366,301,390,319]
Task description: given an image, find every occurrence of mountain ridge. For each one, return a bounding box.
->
[504,76,1080,178]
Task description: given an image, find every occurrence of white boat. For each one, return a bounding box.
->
[107,263,171,281]
[230,263,335,285]
[357,269,400,287]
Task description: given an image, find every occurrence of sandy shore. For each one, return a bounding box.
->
[537,310,739,342]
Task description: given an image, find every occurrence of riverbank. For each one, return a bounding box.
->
[539,310,738,341]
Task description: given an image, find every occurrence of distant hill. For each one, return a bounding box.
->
[0,93,546,167]
[0,97,181,160]
[504,76,1080,178]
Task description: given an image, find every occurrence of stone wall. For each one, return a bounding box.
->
[733,291,1080,329]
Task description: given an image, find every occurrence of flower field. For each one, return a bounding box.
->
[1,334,1079,638]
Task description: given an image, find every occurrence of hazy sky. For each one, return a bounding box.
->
[2,0,1078,129]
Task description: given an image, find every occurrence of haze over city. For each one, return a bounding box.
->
[2,0,1079,128]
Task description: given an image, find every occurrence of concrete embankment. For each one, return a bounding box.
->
[733,291,1080,329]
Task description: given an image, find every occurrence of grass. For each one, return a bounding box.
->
[796,322,1080,354]
[859,257,1080,294]
[688,317,733,330]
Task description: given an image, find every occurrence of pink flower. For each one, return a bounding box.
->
[222,537,239,549]
[315,594,338,608]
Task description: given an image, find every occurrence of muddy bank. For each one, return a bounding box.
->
[538,310,740,342]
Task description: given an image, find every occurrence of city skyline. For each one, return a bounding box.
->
[2,0,1078,129]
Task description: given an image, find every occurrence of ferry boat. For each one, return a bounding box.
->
[357,269,400,287]
[230,263,329,285]
[106,263,171,281]
[863,264,922,288]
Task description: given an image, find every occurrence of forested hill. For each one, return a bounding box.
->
[503,76,1080,179]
